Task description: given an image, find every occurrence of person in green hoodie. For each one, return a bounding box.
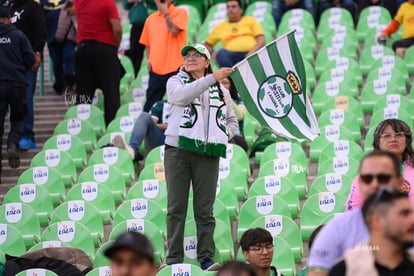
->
[122,0,156,77]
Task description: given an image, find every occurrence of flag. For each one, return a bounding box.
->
[231,30,319,142]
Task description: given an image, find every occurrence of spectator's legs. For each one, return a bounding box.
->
[62,40,76,90]
[126,23,146,77]
[318,1,333,19]
[216,49,247,68]
[75,43,96,107]
[271,0,287,28]
[0,87,7,173]
[19,70,37,149]
[129,112,152,154]
[191,153,219,263]
[143,72,175,112]
[392,38,414,58]
[164,147,192,264]
[8,86,26,168]
[341,0,356,19]
[300,0,316,24]
[49,41,64,94]
[143,120,165,153]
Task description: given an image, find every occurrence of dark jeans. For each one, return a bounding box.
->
[48,40,76,85]
[22,70,37,141]
[319,0,356,19]
[125,23,145,78]
[216,49,247,68]
[143,71,175,112]
[272,0,316,28]
[0,84,26,160]
[75,41,121,126]
[129,112,165,155]
[358,0,397,17]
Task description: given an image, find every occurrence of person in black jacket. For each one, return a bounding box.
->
[0,6,35,183]
[9,0,46,150]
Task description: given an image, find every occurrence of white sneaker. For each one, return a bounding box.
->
[113,135,135,160]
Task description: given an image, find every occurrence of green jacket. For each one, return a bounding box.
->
[122,0,156,25]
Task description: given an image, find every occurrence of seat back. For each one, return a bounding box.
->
[15,269,58,276]
[137,162,166,182]
[64,104,105,137]
[318,140,364,165]
[53,118,97,153]
[318,109,361,142]
[106,116,136,134]
[115,102,143,119]
[144,145,165,166]
[309,173,354,197]
[127,179,167,213]
[369,107,413,130]
[317,156,360,179]
[0,223,26,256]
[320,96,364,128]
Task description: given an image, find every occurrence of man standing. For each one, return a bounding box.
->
[104,231,157,276]
[74,0,122,126]
[9,0,46,150]
[239,228,282,276]
[308,150,406,276]
[139,0,187,112]
[204,0,265,68]
[0,6,35,181]
[329,187,414,275]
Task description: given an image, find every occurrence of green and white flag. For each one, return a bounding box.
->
[231,30,319,141]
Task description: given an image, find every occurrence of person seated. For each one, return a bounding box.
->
[239,228,282,276]
[377,0,414,58]
[204,0,265,68]
[271,0,316,29]
[113,100,169,161]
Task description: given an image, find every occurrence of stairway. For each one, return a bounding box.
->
[0,66,69,202]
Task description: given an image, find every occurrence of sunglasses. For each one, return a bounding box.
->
[360,174,394,185]
[183,52,203,60]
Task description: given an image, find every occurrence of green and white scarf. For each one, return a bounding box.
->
[178,83,229,158]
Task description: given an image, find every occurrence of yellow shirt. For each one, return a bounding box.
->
[205,16,264,53]
[395,2,414,39]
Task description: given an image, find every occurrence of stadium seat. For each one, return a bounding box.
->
[360,79,403,114]
[66,182,115,225]
[64,104,105,137]
[319,96,364,128]
[175,0,208,19]
[51,200,104,247]
[41,221,96,258]
[78,164,126,205]
[178,4,202,43]
[303,59,315,90]
[319,38,357,59]
[144,145,165,166]
[127,179,167,213]
[30,149,77,188]
[157,263,205,276]
[43,134,87,170]
[312,81,356,114]
[88,147,135,185]
[324,57,362,85]
[4,184,53,227]
[86,267,112,276]
[278,8,315,32]
[96,132,131,149]
[93,242,111,268]
[309,173,354,197]
[372,55,409,83]
[28,241,70,252]
[216,178,240,220]
[18,166,66,207]
[0,223,27,256]
[369,107,413,130]
[113,198,166,237]
[317,69,358,97]
[258,159,307,199]
[373,94,414,121]
[364,126,376,152]
[0,203,40,248]
[249,215,303,263]
[357,6,391,42]
[119,54,134,81]
[257,141,307,171]
[120,87,146,106]
[317,22,355,44]
[248,175,300,218]
[15,269,57,276]
[317,156,360,179]
[359,45,395,75]
[366,67,407,94]
[315,47,355,76]
[301,192,346,240]
[92,89,104,111]
[317,109,361,142]
[309,125,355,162]
[318,140,364,165]
[403,45,414,74]
[243,113,260,148]
[109,219,165,265]
[53,118,97,153]
[115,102,143,119]
[137,162,166,182]
[237,195,291,240]
[218,159,249,201]
[106,116,136,134]
[186,198,231,229]
[223,143,251,176]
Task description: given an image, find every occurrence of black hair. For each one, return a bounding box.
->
[239,228,273,252]
[372,119,414,166]
[227,77,240,101]
[217,261,257,276]
[359,150,402,177]
[308,224,324,250]
[226,0,242,8]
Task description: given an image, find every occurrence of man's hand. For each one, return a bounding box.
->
[377,33,388,43]
[213,67,233,82]
[32,52,41,71]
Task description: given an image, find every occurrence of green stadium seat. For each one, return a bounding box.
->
[318,109,361,142]
[64,104,105,137]
[28,241,70,252]
[319,96,364,128]
[360,79,403,114]
[373,94,414,121]
[364,126,376,152]
[92,89,104,111]
[144,145,165,166]
[186,198,232,229]
[303,59,315,90]
[315,47,355,77]
[175,0,208,19]
[309,173,354,197]
[120,87,146,106]
[357,6,391,42]
[0,224,27,256]
[18,166,66,207]
[78,164,126,205]
[317,157,360,179]
[301,192,346,240]
[224,143,251,176]
[106,116,136,134]
[218,159,249,201]
[96,132,131,149]
[0,203,40,248]
[157,263,205,276]
[243,113,260,148]
[119,54,134,80]
[372,55,409,83]
[278,8,315,31]
[127,179,167,213]
[41,221,96,258]
[93,242,111,269]
[369,107,413,130]
[312,81,356,114]
[4,184,53,227]
[257,141,307,171]
[179,4,202,43]
[137,162,166,182]
[319,38,357,59]
[43,134,87,170]
[15,269,57,276]
[318,70,359,97]
[53,118,97,153]
[116,102,143,119]
[360,45,395,76]
[216,178,240,221]
[324,57,362,86]
[248,175,300,218]
[403,45,414,74]
[86,267,112,276]
[318,140,364,165]
[366,67,406,95]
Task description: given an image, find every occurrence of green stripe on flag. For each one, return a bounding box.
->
[248,54,267,83]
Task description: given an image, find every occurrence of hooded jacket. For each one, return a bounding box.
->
[9,0,46,53]
[0,22,35,85]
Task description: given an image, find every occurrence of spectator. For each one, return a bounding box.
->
[307,150,406,276]
[346,119,414,211]
[318,0,356,23]
[329,187,414,275]
[139,0,187,112]
[113,100,169,161]
[0,6,35,182]
[377,0,414,58]
[41,0,76,95]
[162,44,238,271]
[271,0,316,29]
[358,0,398,18]
[217,261,257,276]
[239,228,282,276]
[123,0,156,77]
[74,0,122,126]
[9,0,46,150]
[104,231,157,276]
[204,0,265,68]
